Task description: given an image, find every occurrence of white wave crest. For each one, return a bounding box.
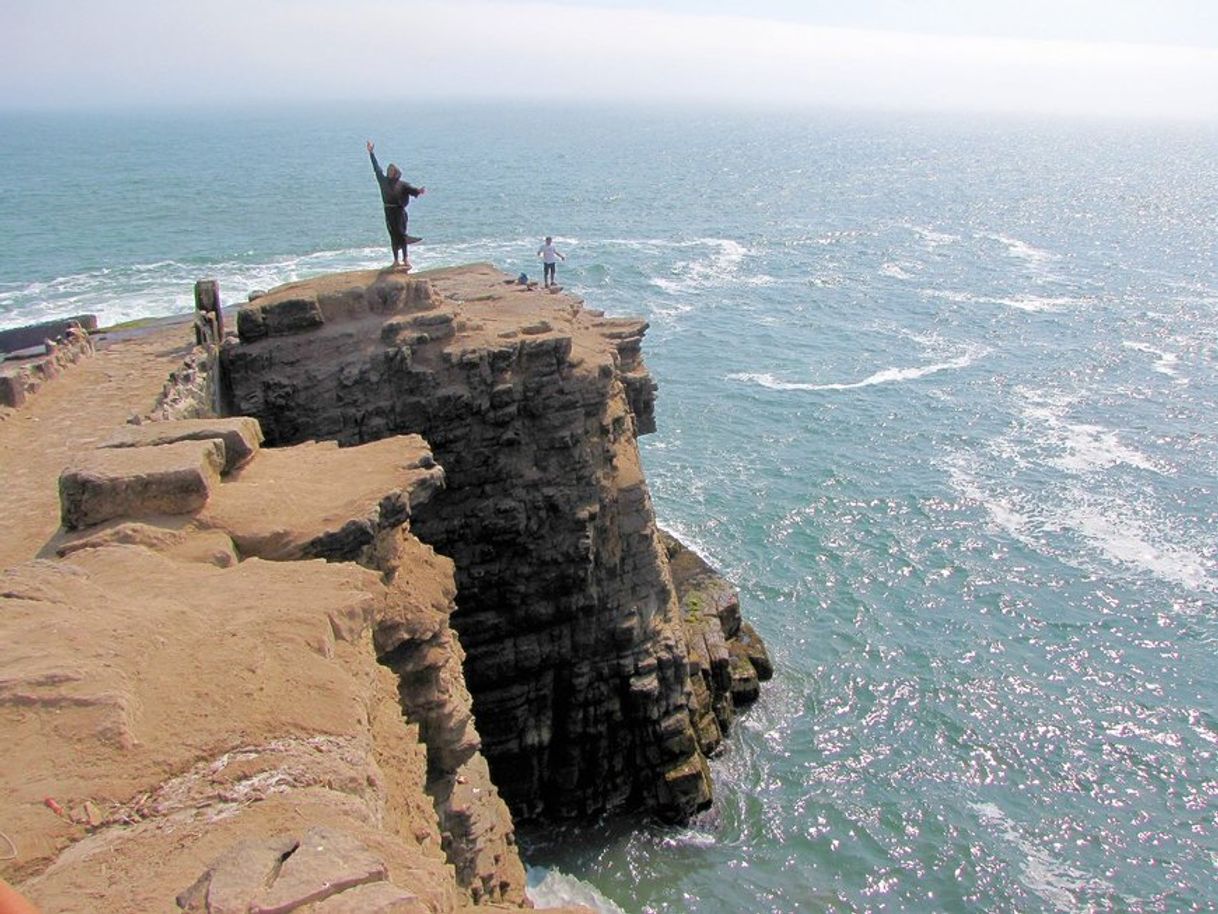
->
[924,289,1082,312]
[1019,389,1169,475]
[909,225,960,247]
[945,459,1033,539]
[660,828,717,849]
[972,802,1114,913]
[728,347,985,392]
[1070,506,1213,593]
[946,418,1214,593]
[649,238,751,294]
[988,233,1057,267]
[526,866,629,914]
[1122,340,1181,378]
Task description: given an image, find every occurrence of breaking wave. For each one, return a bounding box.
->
[728,345,987,392]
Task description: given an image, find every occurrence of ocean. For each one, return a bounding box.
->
[2,102,1216,913]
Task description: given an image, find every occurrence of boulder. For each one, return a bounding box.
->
[102,417,264,473]
[58,439,225,530]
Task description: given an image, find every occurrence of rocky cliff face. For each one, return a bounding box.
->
[221,265,770,824]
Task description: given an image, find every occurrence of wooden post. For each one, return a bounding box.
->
[193,279,223,345]
[194,279,225,416]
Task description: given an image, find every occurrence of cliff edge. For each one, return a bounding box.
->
[222,265,771,823]
[0,263,770,913]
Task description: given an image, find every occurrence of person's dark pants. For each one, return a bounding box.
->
[384,207,408,260]
[544,262,556,285]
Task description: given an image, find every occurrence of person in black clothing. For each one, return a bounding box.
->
[367,140,426,269]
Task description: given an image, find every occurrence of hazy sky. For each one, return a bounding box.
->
[3,0,1217,119]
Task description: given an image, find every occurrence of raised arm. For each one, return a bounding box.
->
[367,140,384,180]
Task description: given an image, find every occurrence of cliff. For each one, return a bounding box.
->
[0,264,770,912]
[3,419,558,913]
[221,265,770,823]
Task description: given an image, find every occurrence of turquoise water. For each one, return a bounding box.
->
[3,104,1217,912]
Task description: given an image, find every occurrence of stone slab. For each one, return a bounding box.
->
[59,439,225,530]
[101,417,264,474]
[250,827,387,914]
[200,436,442,562]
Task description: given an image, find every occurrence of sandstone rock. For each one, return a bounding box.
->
[0,322,95,409]
[176,836,301,913]
[238,292,325,341]
[198,437,442,563]
[252,827,389,913]
[58,439,225,530]
[176,827,438,914]
[147,346,217,422]
[102,417,264,473]
[662,529,773,718]
[728,640,761,705]
[32,424,523,908]
[308,882,429,913]
[0,542,482,914]
[55,520,238,568]
[737,620,774,682]
[220,266,730,825]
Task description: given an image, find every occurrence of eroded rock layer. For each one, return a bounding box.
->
[4,420,566,913]
[221,266,771,823]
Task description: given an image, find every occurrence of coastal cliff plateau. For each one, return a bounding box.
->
[3,418,569,913]
[1,263,769,912]
[221,265,771,823]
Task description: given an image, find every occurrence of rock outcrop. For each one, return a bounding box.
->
[0,322,94,412]
[2,263,772,912]
[220,265,771,824]
[3,418,573,913]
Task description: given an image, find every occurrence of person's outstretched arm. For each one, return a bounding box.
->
[367,140,384,180]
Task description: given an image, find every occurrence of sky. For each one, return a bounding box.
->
[2,0,1217,119]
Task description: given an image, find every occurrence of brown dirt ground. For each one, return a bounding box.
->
[0,322,195,570]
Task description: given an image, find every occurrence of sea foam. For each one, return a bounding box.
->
[728,346,986,392]
[527,866,629,914]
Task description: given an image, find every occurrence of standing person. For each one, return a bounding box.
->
[367,140,426,270]
[537,236,566,288]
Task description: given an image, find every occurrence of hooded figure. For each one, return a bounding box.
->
[367,140,426,269]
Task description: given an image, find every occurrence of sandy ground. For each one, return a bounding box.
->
[0,322,194,570]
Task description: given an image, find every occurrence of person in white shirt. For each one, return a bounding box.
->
[537,237,566,288]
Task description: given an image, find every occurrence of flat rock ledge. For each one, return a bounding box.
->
[58,438,226,530]
[5,414,588,914]
[102,416,264,473]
